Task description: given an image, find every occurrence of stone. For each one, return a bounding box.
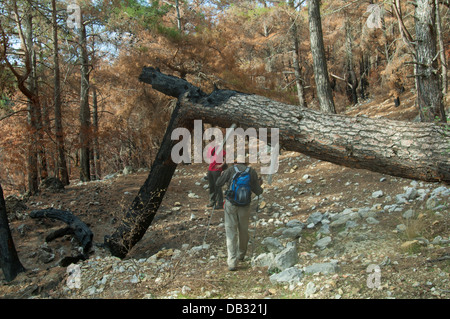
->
[123,166,134,175]
[261,237,284,253]
[304,261,340,275]
[372,190,384,198]
[274,245,298,270]
[251,253,275,268]
[366,217,380,225]
[307,212,323,225]
[305,282,316,297]
[404,187,419,200]
[402,209,416,220]
[286,219,304,228]
[280,226,303,239]
[396,224,407,232]
[314,236,332,250]
[269,267,303,285]
[318,224,330,234]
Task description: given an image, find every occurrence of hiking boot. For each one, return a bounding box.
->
[228,265,237,271]
[207,202,215,207]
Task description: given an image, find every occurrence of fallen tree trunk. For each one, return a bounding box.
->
[30,208,93,255]
[105,67,450,258]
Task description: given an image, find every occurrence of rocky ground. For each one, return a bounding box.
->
[1,94,449,299]
[1,151,449,300]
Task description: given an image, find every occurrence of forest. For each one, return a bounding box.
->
[0,0,448,195]
[0,0,449,299]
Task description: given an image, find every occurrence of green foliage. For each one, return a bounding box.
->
[118,0,171,31]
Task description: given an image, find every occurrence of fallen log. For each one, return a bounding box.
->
[105,66,450,258]
[30,208,93,255]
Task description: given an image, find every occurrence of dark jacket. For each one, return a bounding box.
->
[216,164,263,196]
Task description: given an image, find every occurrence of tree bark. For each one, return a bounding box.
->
[24,9,39,195]
[308,0,336,114]
[435,0,447,96]
[79,13,91,182]
[92,87,101,180]
[52,0,70,186]
[289,0,307,108]
[105,67,450,258]
[30,208,93,255]
[415,0,446,123]
[0,184,26,282]
[344,12,358,105]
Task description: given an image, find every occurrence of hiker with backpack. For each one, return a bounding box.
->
[206,137,227,209]
[215,156,263,271]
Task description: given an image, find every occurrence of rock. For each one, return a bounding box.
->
[366,217,380,225]
[318,224,330,235]
[402,209,416,220]
[38,244,55,264]
[304,261,340,275]
[269,267,303,285]
[286,219,304,228]
[314,236,332,250]
[190,244,210,253]
[307,212,323,225]
[123,166,134,175]
[261,237,284,253]
[396,224,407,232]
[430,186,450,197]
[5,195,28,220]
[305,282,316,297]
[330,215,350,228]
[274,244,298,270]
[280,226,303,239]
[404,187,419,200]
[372,190,384,198]
[426,196,444,210]
[251,253,275,268]
[182,285,191,295]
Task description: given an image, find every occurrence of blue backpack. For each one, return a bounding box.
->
[226,166,252,206]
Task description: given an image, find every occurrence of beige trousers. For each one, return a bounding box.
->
[224,199,251,268]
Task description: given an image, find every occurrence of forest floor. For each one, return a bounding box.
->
[1,91,449,300]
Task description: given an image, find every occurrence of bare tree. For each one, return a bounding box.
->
[308,0,336,113]
[52,0,70,185]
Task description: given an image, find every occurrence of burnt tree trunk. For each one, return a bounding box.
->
[415,0,446,123]
[104,67,450,258]
[308,0,336,114]
[0,185,26,282]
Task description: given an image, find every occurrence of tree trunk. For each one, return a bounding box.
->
[435,0,447,96]
[0,184,26,282]
[308,0,336,114]
[25,10,39,195]
[92,87,101,180]
[79,14,91,182]
[105,67,450,258]
[415,0,446,123]
[345,12,358,105]
[289,0,307,108]
[52,0,70,186]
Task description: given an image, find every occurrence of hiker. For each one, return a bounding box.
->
[216,156,263,271]
[206,138,226,209]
